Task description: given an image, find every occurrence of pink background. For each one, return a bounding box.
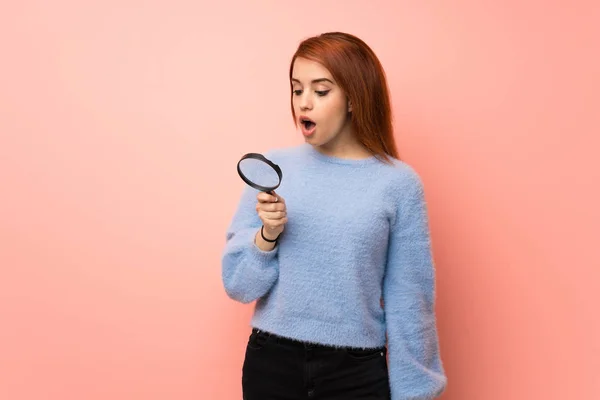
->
[1,1,599,399]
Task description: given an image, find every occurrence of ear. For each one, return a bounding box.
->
[348,100,352,112]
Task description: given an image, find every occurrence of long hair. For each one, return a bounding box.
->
[289,32,399,163]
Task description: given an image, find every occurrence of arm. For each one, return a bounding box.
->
[384,172,447,400]
[221,184,280,304]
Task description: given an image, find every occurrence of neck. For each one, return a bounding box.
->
[315,142,371,160]
[314,120,372,160]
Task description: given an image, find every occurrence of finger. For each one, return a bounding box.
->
[259,211,287,220]
[257,202,285,212]
[257,192,279,203]
[278,217,289,226]
[256,203,285,213]
[272,191,285,204]
[270,191,279,203]
[264,217,288,228]
[267,190,285,204]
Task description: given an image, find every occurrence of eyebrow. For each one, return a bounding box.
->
[291,78,335,85]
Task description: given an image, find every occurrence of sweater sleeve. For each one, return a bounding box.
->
[383,171,447,400]
[221,183,279,304]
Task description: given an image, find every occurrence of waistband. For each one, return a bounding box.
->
[251,327,386,352]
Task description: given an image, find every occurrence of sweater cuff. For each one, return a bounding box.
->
[246,227,279,261]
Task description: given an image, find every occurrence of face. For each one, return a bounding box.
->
[291,57,353,150]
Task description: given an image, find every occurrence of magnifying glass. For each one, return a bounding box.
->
[237,153,282,194]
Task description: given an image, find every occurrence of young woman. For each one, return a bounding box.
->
[222,32,447,400]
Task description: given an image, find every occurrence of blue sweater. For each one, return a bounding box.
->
[222,144,447,400]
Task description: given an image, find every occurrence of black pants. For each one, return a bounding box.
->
[242,328,391,400]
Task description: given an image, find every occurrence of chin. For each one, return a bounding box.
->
[302,133,317,142]
[304,136,324,147]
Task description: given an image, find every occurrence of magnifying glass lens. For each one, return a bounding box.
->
[237,153,283,193]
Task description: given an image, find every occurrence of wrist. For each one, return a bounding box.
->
[254,229,276,252]
[261,225,280,242]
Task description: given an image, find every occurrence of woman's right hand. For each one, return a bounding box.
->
[256,191,287,241]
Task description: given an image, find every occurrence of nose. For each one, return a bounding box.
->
[299,92,313,111]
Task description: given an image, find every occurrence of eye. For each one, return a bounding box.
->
[293,89,303,96]
[315,90,330,97]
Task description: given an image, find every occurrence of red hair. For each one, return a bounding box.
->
[289,32,399,163]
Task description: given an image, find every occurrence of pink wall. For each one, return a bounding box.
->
[1,1,598,399]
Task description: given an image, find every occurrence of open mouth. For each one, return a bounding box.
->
[300,116,316,130]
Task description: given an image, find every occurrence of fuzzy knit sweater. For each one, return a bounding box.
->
[221,143,447,400]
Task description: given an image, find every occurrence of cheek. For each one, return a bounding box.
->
[325,103,348,130]
[321,97,347,120]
